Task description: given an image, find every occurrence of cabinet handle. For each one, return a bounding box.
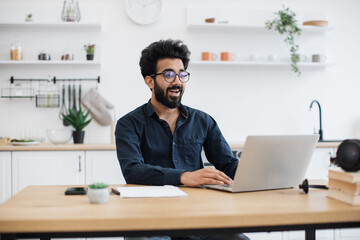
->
[78,156,82,172]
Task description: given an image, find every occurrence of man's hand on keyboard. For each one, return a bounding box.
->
[180,167,233,187]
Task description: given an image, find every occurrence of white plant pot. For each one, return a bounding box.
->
[87,188,109,204]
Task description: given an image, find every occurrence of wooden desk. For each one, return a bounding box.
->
[0,185,359,240]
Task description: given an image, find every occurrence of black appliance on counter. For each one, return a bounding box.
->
[331,139,360,172]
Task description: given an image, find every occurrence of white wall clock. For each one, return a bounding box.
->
[125,0,164,25]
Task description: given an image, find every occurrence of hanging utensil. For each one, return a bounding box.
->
[63,84,71,126]
[59,84,67,120]
[78,83,81,110]
[68,84,71,111]
[72,84,77,113]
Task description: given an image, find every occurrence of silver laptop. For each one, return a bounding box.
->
[204,135,319,192]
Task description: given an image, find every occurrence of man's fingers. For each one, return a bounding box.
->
[202,169,233,184]
[202,178,225,185]
[181,168,234,187]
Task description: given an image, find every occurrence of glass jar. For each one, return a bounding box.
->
[38,50,51,61]
[10,40,23,61]
[61,0,81,22]
[61,50,74,61]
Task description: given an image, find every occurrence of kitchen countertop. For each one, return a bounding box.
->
[230,141,341,149]
[0,141,341,151]
[0,143,116,151]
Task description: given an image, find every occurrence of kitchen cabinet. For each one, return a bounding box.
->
[9,149,125,196]
[12,151,85,195]
[246,231,282,240]
[335,228,360,240]
[284,230,334,240]
[0,151,11,204]
[85,150,125,185]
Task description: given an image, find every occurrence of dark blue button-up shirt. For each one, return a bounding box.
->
[115,100,238,186]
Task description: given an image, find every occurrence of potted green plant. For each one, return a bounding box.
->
[265,6,302,76]
[25,14,33,22]
[61,108,92,144]
[84,44,95,60]
[87,182,109,204]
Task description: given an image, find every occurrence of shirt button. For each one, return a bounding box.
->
[174,160,178,163]
[173,142,176,146]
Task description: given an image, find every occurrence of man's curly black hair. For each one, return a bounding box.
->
[139,39,191,79]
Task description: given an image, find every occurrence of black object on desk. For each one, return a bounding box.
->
[299,179,328,194]
[65,187,87,195]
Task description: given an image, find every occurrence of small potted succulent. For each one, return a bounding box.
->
[25,14,33,22]
[87,182,109,204]
[84,44,95,60]
[61,108,92,144]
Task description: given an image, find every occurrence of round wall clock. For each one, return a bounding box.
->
[125,0,164,25]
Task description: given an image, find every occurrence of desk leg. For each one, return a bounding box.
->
[305,229,316,240]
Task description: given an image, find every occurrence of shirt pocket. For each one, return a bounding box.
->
[176,137,204,169]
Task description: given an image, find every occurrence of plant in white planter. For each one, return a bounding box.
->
[87,182,109,204]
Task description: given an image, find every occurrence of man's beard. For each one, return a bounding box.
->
[153,79,184,109]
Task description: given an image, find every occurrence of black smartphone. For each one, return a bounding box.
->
[65,187,87,195]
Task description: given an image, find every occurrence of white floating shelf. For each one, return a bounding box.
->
[187,23,334,33]
[0,60,101,66]
[0,22,102,31]
[190,61,335,67]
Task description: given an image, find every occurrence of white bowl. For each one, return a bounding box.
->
[46,129,72,144]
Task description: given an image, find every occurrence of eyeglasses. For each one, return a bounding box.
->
[150,70,190,83]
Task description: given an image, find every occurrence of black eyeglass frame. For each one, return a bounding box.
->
[150,70,190,83]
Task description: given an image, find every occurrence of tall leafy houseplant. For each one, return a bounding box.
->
[62,108,92,143]
[265,6,302,76]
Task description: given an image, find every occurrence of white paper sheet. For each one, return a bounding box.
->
[116,185,187,198]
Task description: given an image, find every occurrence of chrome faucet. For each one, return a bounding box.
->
[310,100,323,141]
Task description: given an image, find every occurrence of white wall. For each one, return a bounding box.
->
[0,0,359,144]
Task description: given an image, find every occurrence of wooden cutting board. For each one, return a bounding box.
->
[303,20,329,26]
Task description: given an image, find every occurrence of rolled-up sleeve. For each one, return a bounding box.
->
[203,116,238,179]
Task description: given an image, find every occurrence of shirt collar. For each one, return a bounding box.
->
[146,99,156,117]
[146,99,189,119]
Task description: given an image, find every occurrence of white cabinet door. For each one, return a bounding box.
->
[0,151,11,203]
[85,150,125,185]
[284,230,334,240]
[12,151,85,195]
[335,228,360,240]
[305,148,335,180]
[246,231,282,240]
